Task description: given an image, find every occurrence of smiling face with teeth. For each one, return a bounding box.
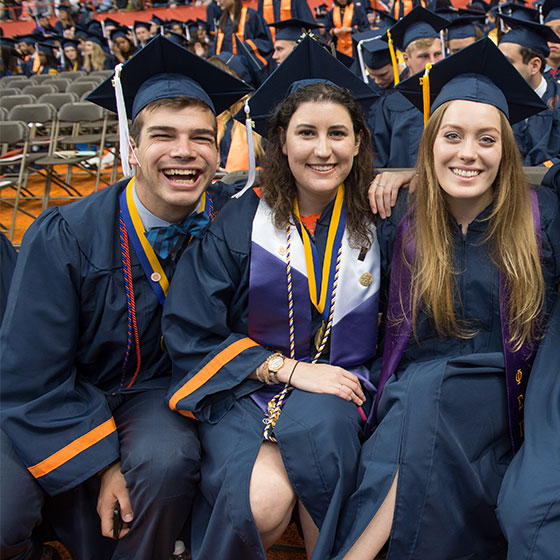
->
[433,99,502,226]
[281,101,361,215]
[130,101,218,223]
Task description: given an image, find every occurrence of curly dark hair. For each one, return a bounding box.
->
[259,81,376,249]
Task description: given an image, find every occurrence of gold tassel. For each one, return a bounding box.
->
[387,29,400,86]
[419,62,433,127]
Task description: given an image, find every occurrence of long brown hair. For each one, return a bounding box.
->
[259,82,375,249]
[218,0,242,34]
[408,100,544,350]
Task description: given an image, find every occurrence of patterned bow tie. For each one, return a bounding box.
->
[144,211,211,260]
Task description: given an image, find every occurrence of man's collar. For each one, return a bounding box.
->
[535,75,548,99]
[132,181,203,229]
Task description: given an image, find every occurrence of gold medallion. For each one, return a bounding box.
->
[359,272,373,287]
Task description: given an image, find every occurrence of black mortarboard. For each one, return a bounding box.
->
[395,37,546,125]
[37,42,54,55]
[87,35,253,119]
[499,14,559,57]
[62,37,80,49]
[467,0,491,12]
[215,51,253,85]
[86,33,108,49]
[541,0,560,22]
[103,17,120,29]
[383,6,449,51]
[165,31,187,46]
[150,14,165,25]
[0,37,17,47]
[74,24,89,39]
[446,15,484,39]
[134,20,151,31]
[238,35,381,137]
[269,18,321,41]
[110,26,131,42]
[361,37,392,68]
[16,34,37,45]
[88,20,103,34]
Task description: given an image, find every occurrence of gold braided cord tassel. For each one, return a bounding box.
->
[387,30,400,86]
[420,62,433,127]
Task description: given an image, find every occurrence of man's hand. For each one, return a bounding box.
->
[369,170,418,219]
[97,461,133,539]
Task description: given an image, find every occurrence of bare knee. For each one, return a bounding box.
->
[250,442,297,537]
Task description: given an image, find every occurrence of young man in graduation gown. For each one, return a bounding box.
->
[269,17,321,66]
[371,7,448,168]
[498,14,560,167]
[0,35,252,560]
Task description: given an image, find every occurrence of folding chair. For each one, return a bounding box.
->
[22,84,58,97]
[38,92,79,110]
[58,70,86,80]
[0,75,31,87]
[0,88,21,97]
[43,78,71,93]
[0,108,8,121]
[0,120,40,240]
[66,81,100,98]
[75,75,104,85]
[7,103,58,210]
[0,95,37,112]
[34,101,109,204]
[1,78,30,90]
[31,74,57,85]
[88,70,114,79]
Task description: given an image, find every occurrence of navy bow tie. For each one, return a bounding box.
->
[144,211,211,260]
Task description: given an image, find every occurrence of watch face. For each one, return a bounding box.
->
[269,355,284,372]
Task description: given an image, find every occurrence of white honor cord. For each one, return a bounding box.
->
[440,30,446,58]
[113,63,133,177]
[232,98,256,199]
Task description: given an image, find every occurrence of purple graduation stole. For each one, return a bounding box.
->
[248,197,381,412]
[369,190,542,452]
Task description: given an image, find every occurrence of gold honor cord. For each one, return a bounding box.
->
[293,184,345,315]
[387,29,400,86]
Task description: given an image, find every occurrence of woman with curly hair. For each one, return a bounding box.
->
[163,38,390,560]
[314,38,560,560]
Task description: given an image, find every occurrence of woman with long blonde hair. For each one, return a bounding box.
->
[312,38,560,560]
[83,36,112,73]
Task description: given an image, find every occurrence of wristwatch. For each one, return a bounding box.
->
[266,353,285,383]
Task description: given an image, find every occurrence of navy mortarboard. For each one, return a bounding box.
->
[499,13,559,57]
[467,0,491,13]
[150,14,165,26]
[110,26,131,42]
[165,31,188,47]
[238,35,381,137]
[134,20,151,31]
[15,34,36,45]
[0,37,17,48]
[541,0,560,23]
[382,6,449,51]
[103,17,120,29]
[351,30,392,82]
[395,37,546,125]
[215,51,253,85]
[74,24,89,39]
[491,2,538,22]
[268,18,321,42]
[86,33,108,49]
[446,15,484,39]
[87,35,253,176]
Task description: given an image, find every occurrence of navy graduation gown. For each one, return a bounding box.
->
[0,179,234,496]
[257,0,314,22]
[313,187,560,560]
[0,233,17,324]
[165,189,375,559]
[512,75,560,166]
[372,89,425,169]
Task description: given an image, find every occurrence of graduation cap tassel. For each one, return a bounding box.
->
[419,62,432,127]
[386,30,400,86]
[357,41,369,83]
[232,99,256,199]
[440,30,446,58]
[113,63,133,177]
